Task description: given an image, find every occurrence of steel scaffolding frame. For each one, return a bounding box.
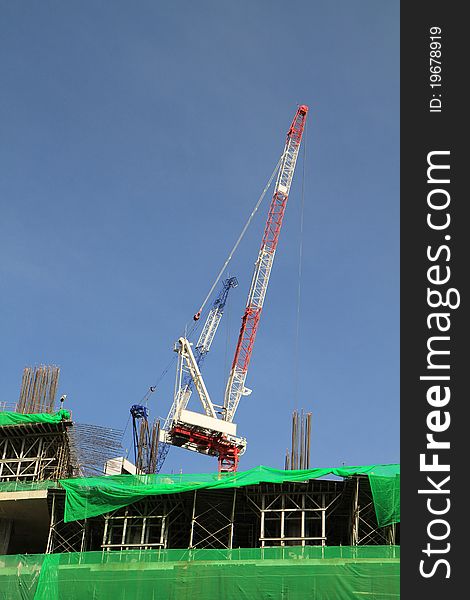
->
[101,497,185,551]
[0,429,71,482]
[46,492,86,553]
[350,476,397,545]
[40,476,398,554]
[245,481,344,548]
[189,489,237,549]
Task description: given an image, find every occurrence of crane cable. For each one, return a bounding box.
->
[134,151,285,418]
[294,119,308,409]
[193,151,285,321]
[139,312,206,410]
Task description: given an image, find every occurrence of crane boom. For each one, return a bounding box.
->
[157,106,308,473]
[223,105,308,423]
[194,277,238,363]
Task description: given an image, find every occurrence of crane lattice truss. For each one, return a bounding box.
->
[161,106,308,472]
[224,106,308,424]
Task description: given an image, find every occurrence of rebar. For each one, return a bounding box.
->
[68,423,123,477]
[286,409,312,470]
[17,365,60,414]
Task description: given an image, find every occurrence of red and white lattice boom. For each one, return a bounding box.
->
[162,106,309,472]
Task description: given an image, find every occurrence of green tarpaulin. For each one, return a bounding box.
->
[60,463,400,527]
[0,409,71,427]
[0,546,400,600]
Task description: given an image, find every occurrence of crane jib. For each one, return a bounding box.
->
[164,105,308,473]
[223,105,309,424]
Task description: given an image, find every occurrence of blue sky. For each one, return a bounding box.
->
[0,1,399,473]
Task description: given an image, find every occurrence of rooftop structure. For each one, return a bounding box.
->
[0,397,399,600]
[0,410,399,556]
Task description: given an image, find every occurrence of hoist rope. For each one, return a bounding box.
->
[193,152,285,319]
[294,120,308,409]
[133,152,285,423]
[120,411,132,445]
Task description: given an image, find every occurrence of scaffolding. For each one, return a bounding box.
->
[0,474,399,555]
[0,407,398,556]
[189,489,238,550]
[246,481,343,548]
[46,492,87,554]
[52,476,398,554]
[0,420,72,482]
[1,372,398,558]
[350,475,397,546]
[101,497,184,551]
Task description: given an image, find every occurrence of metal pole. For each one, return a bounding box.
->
[301,494,306,547]
[141,516,147,547]
[352,477,359,546]
[103,516,109,551]
[80,520,86,553]
[122,509,128,550]
[161,514,167,549]
[280,494,285,547]
[46,493,56,554]
[306,413,311,468]
[260,494,265,548]
[229,489,237,549]
[189,490,197,549]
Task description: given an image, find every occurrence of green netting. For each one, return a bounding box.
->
[60,463,400,527]
[369,471,400,527]
[0,409,71,427]
[0,479,59,493]
[0,546,400,600]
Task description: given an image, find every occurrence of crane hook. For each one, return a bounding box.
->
[193,311,201,321]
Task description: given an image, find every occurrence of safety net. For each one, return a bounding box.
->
[59,463,400,527]
[0,479,59,493]
[0,546,400,600]
[369,468,400,527]
[0,409,71,427]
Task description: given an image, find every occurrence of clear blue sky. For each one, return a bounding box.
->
[0,1,399,473]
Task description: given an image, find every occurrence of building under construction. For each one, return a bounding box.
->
[0,368,399,598]
[1,108,399,598]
